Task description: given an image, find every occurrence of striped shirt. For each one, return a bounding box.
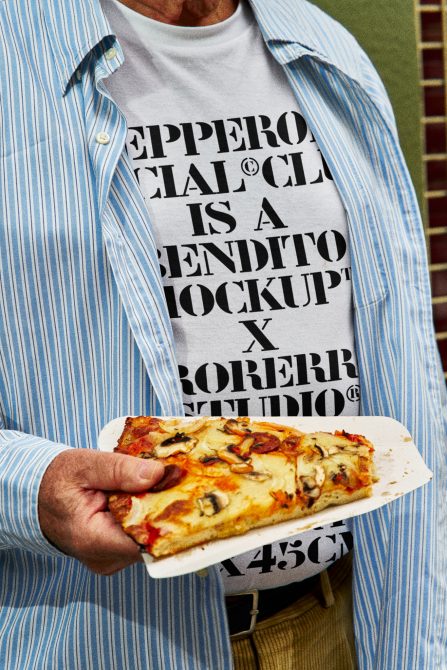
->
[0,0,446,668]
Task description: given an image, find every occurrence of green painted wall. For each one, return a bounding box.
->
[313,0,424,210]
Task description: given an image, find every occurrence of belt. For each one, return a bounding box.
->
[225,572,321,641]
[225,554,353,641]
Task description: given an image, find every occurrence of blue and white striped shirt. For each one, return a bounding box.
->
[0,1,446,668]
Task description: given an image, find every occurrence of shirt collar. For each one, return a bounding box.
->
[249,0,328,58]
[43,0,356,94]
[42,0,114,93]
[248,0,362,84]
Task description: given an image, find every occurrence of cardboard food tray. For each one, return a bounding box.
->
[98,415,432,579]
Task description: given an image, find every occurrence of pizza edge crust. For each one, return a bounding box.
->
[109,483,372,558]
[151,485,372,557]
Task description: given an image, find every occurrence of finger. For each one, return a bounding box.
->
[89,511,142,558]
[82,559,136,577]
[76,451,165,492]
[69,511,142,564]
[80,548,144,576]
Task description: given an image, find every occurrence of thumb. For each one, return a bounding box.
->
[79,451,165,492]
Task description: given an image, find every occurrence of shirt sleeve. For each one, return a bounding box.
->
[357,46,399,138]
[0,428,71,557]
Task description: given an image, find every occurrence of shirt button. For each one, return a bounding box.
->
[96,131,110,145]
[105,47,118,61]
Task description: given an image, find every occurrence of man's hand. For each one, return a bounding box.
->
[38,449,164,575]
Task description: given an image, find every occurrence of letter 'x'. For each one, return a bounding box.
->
[239,318,279,353]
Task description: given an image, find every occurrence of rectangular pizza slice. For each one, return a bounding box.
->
[108,416,376,558]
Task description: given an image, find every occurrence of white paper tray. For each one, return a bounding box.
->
[98,415,432,578]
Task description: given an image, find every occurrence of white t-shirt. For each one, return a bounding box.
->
[104,0,360,592]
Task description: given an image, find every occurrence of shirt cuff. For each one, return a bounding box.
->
[0,431,72,558]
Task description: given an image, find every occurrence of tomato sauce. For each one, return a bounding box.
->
[144,523,161,551]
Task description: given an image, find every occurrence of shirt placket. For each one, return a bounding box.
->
[84,41,184,416]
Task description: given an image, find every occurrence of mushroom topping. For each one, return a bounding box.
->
[236,436,255,457]
[197,491,230,517]
[200,456,223,466]
[230,462,254,474]
[243,470,272,482]
[307,486,321,499]
[223,419,249,437]
[160,432,189,446]
[217,447,248,465]
[154,434,197,458]
[314,465,325,488]
[300,475,317,492]
[313,443,328,458]
[331,444,361,455]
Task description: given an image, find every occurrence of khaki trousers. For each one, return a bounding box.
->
[231,553,357,670]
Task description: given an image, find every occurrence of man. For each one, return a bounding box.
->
[0,0,446,668]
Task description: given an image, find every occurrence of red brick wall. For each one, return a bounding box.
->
[419,1,447,380]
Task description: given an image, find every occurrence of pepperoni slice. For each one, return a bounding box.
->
[250,432,280,453]
[149,464,186,492]
[281,435,301,450]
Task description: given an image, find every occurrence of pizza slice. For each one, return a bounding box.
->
[108,416,376,558]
